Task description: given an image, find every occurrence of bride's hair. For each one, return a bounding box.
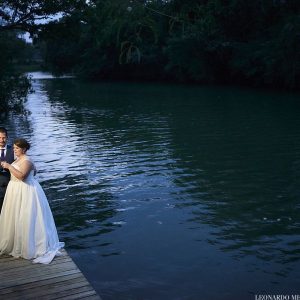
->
[14,138,30,151]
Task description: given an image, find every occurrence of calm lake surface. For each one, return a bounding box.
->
[5,72,300,299]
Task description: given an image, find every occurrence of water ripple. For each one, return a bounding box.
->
[8,75,300,299]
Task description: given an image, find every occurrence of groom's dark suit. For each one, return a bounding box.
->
[0,145,14,211]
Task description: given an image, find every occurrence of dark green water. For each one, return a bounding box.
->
[5,72,300,299]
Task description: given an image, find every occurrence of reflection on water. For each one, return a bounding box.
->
[6,72,300,299]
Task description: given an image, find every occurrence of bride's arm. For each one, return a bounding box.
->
[1,160,33,181]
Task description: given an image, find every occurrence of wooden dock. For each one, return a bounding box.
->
[0,249,101,300]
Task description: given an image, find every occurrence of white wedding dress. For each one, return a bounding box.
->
[0,157,64,264]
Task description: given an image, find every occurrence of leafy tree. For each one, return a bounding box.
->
[29,0,300,89]
[39,0,166,79]
[37,16,82,73]
[0,0,86,34]
[164,0,300,88]
[0,0,87,117]
[0,31,31,116]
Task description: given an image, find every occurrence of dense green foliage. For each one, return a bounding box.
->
[39,0,167,80]
[0,0,87,116]
[0,0,86,33]
[0,31,31,116]
[38,0,300,89]
[1,0,299,95]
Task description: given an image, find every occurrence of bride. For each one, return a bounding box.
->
[0,138,64,264]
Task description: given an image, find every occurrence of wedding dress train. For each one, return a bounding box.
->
[0,157,64,264]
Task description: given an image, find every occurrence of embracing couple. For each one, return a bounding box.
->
[0,127,64,264]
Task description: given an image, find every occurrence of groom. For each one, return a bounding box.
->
[0,127,14,212]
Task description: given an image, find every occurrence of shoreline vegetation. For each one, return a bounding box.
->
[1,0,300,117]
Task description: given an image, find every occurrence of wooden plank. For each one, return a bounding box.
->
[0,252,69,269]
[55,290,99,300]
[4,278,93,300]
[0,273,84,295]
[1,265,81,288]
[33,285,98,300]
[0,259,76,276]
[0,249,101,300]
